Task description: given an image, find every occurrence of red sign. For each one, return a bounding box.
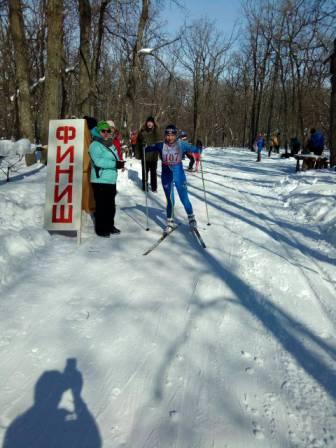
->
[44,120,84,231]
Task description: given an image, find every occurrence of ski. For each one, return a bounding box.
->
[191,227,206,248]
[143,225,178,256]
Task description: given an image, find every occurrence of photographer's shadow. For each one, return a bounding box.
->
[3,359,101,448]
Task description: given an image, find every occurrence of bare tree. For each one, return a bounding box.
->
[8,0,35,164]
[178,19,230,143]
[325,39,336,167]
[78,0,92,116]
[41,0,64,143]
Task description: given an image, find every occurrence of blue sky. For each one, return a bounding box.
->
[162,0,242,36]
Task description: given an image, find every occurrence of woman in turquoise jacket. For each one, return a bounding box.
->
[89,121,123,237]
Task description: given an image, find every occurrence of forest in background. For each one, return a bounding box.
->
[1,0,335,154]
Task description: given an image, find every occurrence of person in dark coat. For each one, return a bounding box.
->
[290,136,301,156]
[305,128,324,156]
[136,116,161,192]
[83,115,98,131]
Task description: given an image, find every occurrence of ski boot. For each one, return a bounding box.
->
[188,213,197,229]
[164,218,176,235]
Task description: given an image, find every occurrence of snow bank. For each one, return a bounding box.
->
[15,138,34,156]
[0,148,335,448]
[0,138,34,157]
[0,140,15,157]
[277,169,336,246]
[0,166,50,285]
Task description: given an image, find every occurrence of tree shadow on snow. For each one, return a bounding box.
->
[2,359,101,448]
[124,233,336,446]
[120,203,166,230]
[197,250,336,399]
[131,245,336,447]
[187,185,336,267]
[0,164,45,186]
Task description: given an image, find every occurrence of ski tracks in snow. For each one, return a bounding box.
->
[1,153,336,448]
[222,155,336,447]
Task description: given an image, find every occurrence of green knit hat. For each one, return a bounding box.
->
[96,121,111,132]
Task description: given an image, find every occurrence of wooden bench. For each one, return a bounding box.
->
[293,154,329,172]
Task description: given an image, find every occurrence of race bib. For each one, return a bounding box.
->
[162,143,181,166]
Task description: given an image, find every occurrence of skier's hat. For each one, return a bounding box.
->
[164,124,177,135]
[179,131,188,138]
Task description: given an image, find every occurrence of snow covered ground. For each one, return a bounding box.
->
[0,148,335,448]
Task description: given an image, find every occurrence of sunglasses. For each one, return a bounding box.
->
[101,129,112,134]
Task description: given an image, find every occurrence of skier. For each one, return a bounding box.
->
[255,133,265,162]
[145,124,199,233]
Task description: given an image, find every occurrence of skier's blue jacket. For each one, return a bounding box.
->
[256,137,265,150]
[145,140,199,218]
[145,140,199,183]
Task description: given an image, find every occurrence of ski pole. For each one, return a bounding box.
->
[199,156,211,226]
[142,145,150,230]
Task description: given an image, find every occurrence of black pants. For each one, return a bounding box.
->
[141,159,157,191]
[187,153,195,170]
[92,183,117,235]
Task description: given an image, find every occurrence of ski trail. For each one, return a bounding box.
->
[225,159,336,446]
[1,152,336,448]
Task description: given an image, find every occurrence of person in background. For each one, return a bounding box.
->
[144,124,199,233]
[136,116,161,192]
[179,131,195,171]
[269,132,280,156]
[194,139,203,172]
[255,132,265,162]
[290,136,301,156]
[83,115,98,131]
[89,121,123,237]
[274,132,281,153]
[129,128,138,158]
[305,128,324,156]
[107,120,123,161]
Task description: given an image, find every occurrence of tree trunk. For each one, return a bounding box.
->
[125,0,149,128]
[266,53,280,146]
[192,84,200,144]
[330,73,336,167]
[280,61,289,152]
[92,0,109,118]
[41,0,64,146]
[78,0,92,116]
[8,0,35,165]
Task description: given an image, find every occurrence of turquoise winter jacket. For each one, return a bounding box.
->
[89,128,119,184]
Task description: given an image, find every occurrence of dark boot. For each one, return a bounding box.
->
[110,226,121,234]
